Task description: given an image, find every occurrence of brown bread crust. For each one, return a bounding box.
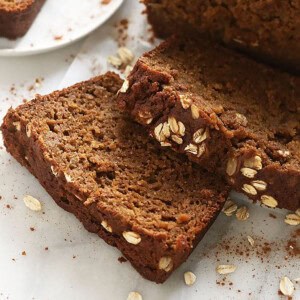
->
[1,72,227,283]
[118,38,300,211]
[143,0,300,74]
[0,0,46,39]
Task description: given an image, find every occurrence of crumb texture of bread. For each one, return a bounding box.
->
[143,0,300,73]
[0,0,34,10]
[118,38,300,211]
[1,72,227,283]
[0,0,46,39]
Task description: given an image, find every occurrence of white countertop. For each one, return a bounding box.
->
[0,1,299,300]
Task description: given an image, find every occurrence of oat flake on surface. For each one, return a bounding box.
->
[184,271,197,286]
[216,265,237,275]
[23,195,42,211]
[247,235,255,247]
[127,291,142,300]
[279,276,294,296]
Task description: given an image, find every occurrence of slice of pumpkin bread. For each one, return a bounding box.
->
[1,72,228,283]
[118,37,300,211]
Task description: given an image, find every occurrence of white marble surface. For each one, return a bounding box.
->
[0,1,299,300]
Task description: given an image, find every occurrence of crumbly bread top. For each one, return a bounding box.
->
[8,72,226,246]
[143,0,300,73]
[139,37,300,169]
[0,0,34,11]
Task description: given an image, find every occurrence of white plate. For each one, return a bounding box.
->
[0,0,124,56]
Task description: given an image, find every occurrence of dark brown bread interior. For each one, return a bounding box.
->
[0,0,46,39]
[1,72,228,283]
[143,0,300,74]
[118,37,300,211]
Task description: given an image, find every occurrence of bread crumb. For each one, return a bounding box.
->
[54,35,63,41]
[118,256,127,263]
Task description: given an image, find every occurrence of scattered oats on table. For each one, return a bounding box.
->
[279,276,294,297]
[184,271,197,286]
[107,47,134,69]
[236,206,249,221]
[284,213,300,226]
[222,199,238,217]
[23,195,42,211]
[127,291,142,300]
[216,265,237,275]
[247,235,255,247]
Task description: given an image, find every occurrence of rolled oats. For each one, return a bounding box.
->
[124,65,133,77]
[50,166,58,176]
[251,180,267,191]
[23,195,42,211]
[222,199,235,210]
[243,155,262,170]
[284,214,300,226]
[64,173,73,183]
[161,142,172,147]
[242,184,257,195]
[119,79,129,93]
[184,143,198,155]
[107,55,122,67]
[279,276,294,297]
[74,194,84,201]
[222,200,238,216]
[159,256,173,272]
[226,157,237,176]
[171,135,183,145]
[236,206,249,221]
[127,291,143,300]
[145,118,153,125]
[101,220,112,233]
[216,265,236,275]
[13,122,21,131]
[138,111,153,125]
[179,94,192,109]
[154,123,165,142]
[191,104,199,119]
[26,124,31,138]
[162,122,171,139]
[261,195,278,208]
[193,128,209,144]
[117,47,134,65]
[197,144,206,158]
[123,231,142,245]
[168,116,179,134]
[240,168,257,178]
[233,38,245,45]
[178,121,185,137]
[184,271,197,286]
[247,235,255,247]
